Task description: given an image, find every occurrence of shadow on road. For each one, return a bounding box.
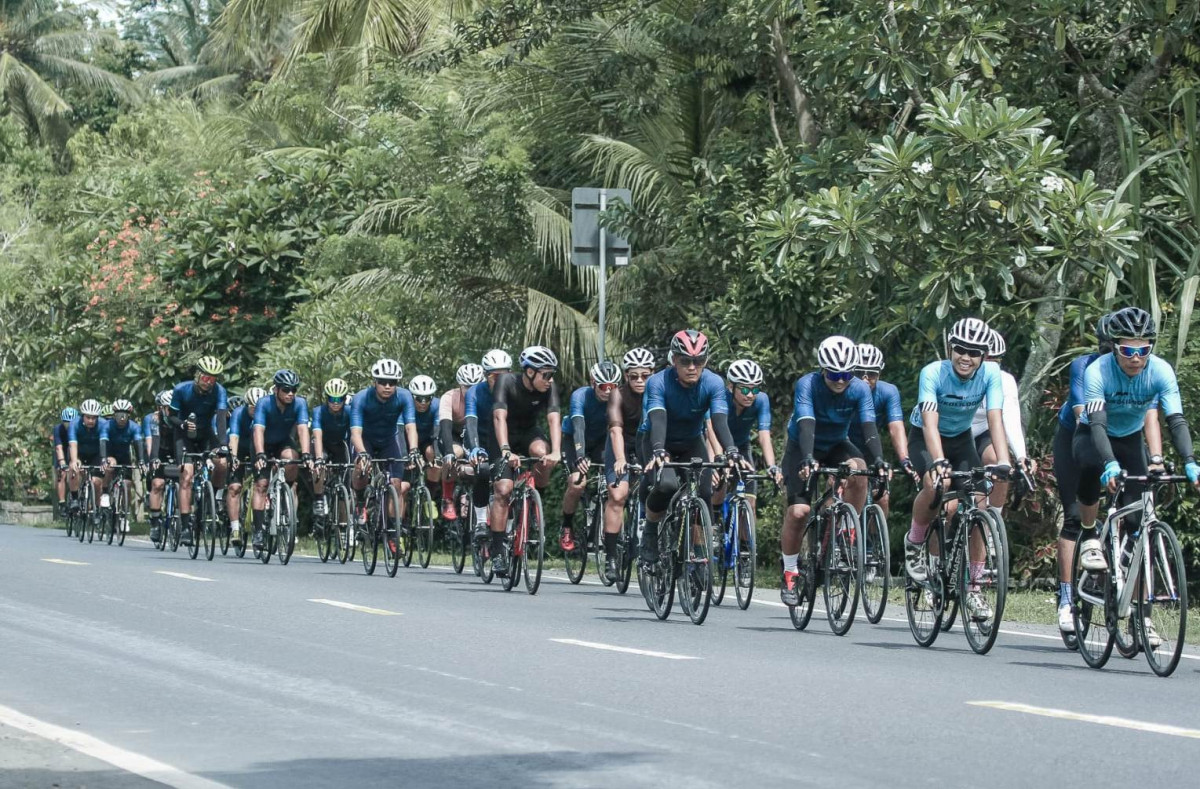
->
[0,768,162,788]
[1007,660,1148,677]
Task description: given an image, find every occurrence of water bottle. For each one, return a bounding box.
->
[186,412,198,440]
[1119,532,1136,570]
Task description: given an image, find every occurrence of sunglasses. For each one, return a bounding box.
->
[536,370,556,380]
[950,344,985,359]
[597,383,617,393]
[376,379,399,387]
[676,355,707,368]
[327,397,346,405]
[858,370,880,379]
[627,372,651,381]
[415,396,433,404]
[1115,343,1152,358]
[824,370,855,383]
[278,386,297,394]
[737,386,761,396]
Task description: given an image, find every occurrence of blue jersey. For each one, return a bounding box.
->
[1081,353,1183,438]
[787,372,876,451]
[850,380,903,448]
[564,386,610,448]
[228,405,255,440]
[68,416,104,454]
[465,380,498,444]
[350,387,414,447]
[53,423,70,448]
[141,412,156,438]
[101,417,142,448]
[253,395,311,447]
[728,392,772,446]
[312,405,350,443]
[1057,353,1102,429]
[414,399,440,447]
[169,381,228,425]
[639,368,729,445]
[910,360,1004,436]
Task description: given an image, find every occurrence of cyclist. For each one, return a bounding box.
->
[971,328,1029,511]
[560,360,622,564]
[486,345,563,575]
[99,399,145,528]
[311,378,350,525]
[349,359,418,548]
[251,370,312,549]
[712,358,782,513]
[145,390,176,543]
[169,356,230,545]
[53,407,78,517]
[604,347,655,578]
[67,399,106,515]
[851,343,914,516]
[409,374,442,505]
[638,330,740,564]
[226,386,267,547]
[464,350,514,554]
[437,363,485,520]
[904,318,1010,623]
[779,336,886,605]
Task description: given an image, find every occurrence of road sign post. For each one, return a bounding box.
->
[571,187,632,363]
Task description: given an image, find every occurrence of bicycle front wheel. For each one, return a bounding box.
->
[315,494,333,563]
[415,484,434,569]
[823,505,861,636]
[593,495,613,587]
[277,484,297,565]
[360,499,379,575]
[904,522,943,647]
[711,512,729,607]
[104,501,115,545]
[959,510,1006,655]
[676,497,714,626]
[1139,521,1188,677]
[381,486,401,577]
[860,503,889,623]
[615,503,636,595]
[523,489,545,595]
[114,484,129,547]
[564,494,588,584]
[1072,528,1113,670]
[199,481,217,561]
[333,486,353,564]
[733,499,756,610]
[789,521,819,631]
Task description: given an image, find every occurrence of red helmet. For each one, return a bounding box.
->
[670,329,709,359]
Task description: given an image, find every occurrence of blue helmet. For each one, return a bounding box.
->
[61,407,79,422]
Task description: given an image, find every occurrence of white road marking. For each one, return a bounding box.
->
[308,598,400,616]
[41,558,89,566]
[0,702,234,789]
[969,701,1200,739]
[153,571,213,582]
[551,638,699,660]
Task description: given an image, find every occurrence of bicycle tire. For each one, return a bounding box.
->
[591,492,612,587]
[904,522,943,646]
[524,489,545,595]
[676,497,714,625]
[84,484,95,544]
[1072,531,1113,669]
[277,484,297,565]
[711,508,729,607]
[233,485,249,559]
[616,502,637,595]
[316,493,332,563]
[187,506,201,560]
[65,503,74,537]
[731,498,756,611]
[415,484,434,569]
[959,511,1005,655]
[168,511,181,553]
[500,510,518,592]
[1139,521,1187,677]
[334,485,353,564]
[381,486,401,577]
[823,505,861,636]
[104,498,115,545]
[788,520,819,631]
[201,481,217,561]
[860,503,888,623]
[399,493,415,570]
[115,484,128,547]
[450,515,467,574]
[564,493,588,585]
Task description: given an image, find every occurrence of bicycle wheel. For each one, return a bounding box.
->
[381,485,401,577]
[200,481,217,561]
[234,486,250,559]
[593,495,613,587]
[1072,531,1113,669]
[733,499,756,610]
[788,520,819,631]
[615,503,636,595]
[860,503,888,623]
[824,505,862,636]
[315,494,332,563]
[1114,614,1140,659]
[1139,521,1187,677]
[333,486,354,564]
[415,484,434,569]
[399,495,414,570]
[959,511,1006,655]
[449,515,467,574]
[277,485,297,565]
[523,489,545,595]
[711,512,729,607]
[84,486,96,544]
[217,498,230,557]
[104,496,115,545]
[647,518,676,620]
[676,497,714,626]
[564,494,588,584]
[904,522,943,647]
[115,484,129,547]
[168,511,181,553]
[360,497,379,575]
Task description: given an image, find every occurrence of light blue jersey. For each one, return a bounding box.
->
[910,360,1004,436]
[1081,353,1182,438]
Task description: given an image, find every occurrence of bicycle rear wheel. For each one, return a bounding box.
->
[1072,532,1113,669]
[1139,521,1187,677]
[84,486,96,544]
[187,500,201,560]
[645,517,676,619]
[788,520,819,631]
[315,493,333,563]
[564,494,588,584]
[676,497,714,626]
[860,503,888,623]
[277,485,297,565]
[381,486,401,577]
[104,498,115,545]
[168,510,181,553]
[959,510,1006,655]
[823,505,861,636]
[234,485,250,559]
[524,489,545,594]
[115,485,129,547]
[615,503,636,595]
[399,493,415,569]
[449,487,468,573]
[593,495,613,587]
[333,486,353,564]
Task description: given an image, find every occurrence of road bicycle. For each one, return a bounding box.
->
[444,460,474,574]
[256,457,300,566]
[492,456,546,594]
[312,462,353,565]
[400,463,436,569]
[711,466,773,610]
[561,469,599,584]
[610,463,643,596]
[71,466,102,544]
[99,464,136,547]
[1071,471,1190,677]
[353,458,402,577]
[180,452,219,561]
[859,476,890,624]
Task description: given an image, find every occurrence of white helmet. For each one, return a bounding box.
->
[409,375,437,397]
[817,336,859,373]
[80,399,102,416]
[855,343,885,372]
[111,398,134,413]
[156,390,173,407]
[726,359,764,387]
[481,349,512,373]
[456,363,485,387]
[987,328,1007,358]
[244,387,267,408]
[622,347,655,370]
[520,345,559,370]
[948,317,991,351]
[589,360,622,386]
[371,358,403,380]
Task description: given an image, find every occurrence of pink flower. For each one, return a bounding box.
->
[156,336,168,346]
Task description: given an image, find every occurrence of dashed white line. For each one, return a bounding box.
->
[551,638,699,660]
[154,570,213,582]
[969,701,1200,739]
[308,598,401,616]
[41,558,89,566]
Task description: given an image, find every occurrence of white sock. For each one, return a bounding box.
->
[474,506,488,526]
[782,552,799,573]
[231,519,240,530]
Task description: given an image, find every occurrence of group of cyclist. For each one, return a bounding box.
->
[51,306,1199,638]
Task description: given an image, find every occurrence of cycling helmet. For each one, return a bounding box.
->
[947,317,991,350]
[111,398,133,413]
[80,399,102,417]
[409,375,437,397]
[817,336,859,373]
[622,347,655,371]
[726,359,764,387]
[987,329,1007,358]
[855,343,885,372]
[156,390,173,407]
[1094,313,1112,343]
[100,402,114,417]
[481,349,512,373]
[273,369,301,389]
[324,378,349,399]
[456,363,485,387]
[1106,307,1156,340]
[61,407,79,422]
[196,355,224,376]
[244,387,267,408]
[669,329,709,359]
[520,345,559,370]
[371,358,403,380]
[590,361,622,386]
[227,396,244,411]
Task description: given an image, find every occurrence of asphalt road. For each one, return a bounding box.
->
[3,521,1200,789]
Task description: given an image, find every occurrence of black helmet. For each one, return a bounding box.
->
[1106,307,1156,341]
[273,369,301,389]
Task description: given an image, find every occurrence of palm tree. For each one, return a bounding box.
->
[0,0,137,145]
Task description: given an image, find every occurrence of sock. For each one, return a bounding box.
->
[562,510,575,527]
[1059,581,1072,607]
[58,498,66,505]
[474,506,488,527]
[230,519,240,531]
[603,531,618,558]
[253,510,265,528]
[907,520,929,544]
[782,552,799,573]
[441,479,453,500]
[490,531,505,555]
[969,561,984,586]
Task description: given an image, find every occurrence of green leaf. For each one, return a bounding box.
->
[1054,21,1065,51]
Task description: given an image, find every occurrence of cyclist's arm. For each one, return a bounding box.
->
[704,418,721,459]
[919,408,945,464]
[888,420,909,463]
[401,391,418,453]
[852,382,884,465]
[547,410,562,456]
[404,422,418,455]
[709,412,737,455]
[253,424,266,456]
[1000,372,1026,461]
[297,423,312,455]
[98,425,109,461]
[986,409,1011,466]
[350,426,366,455]
[492,377,511,450]
[394,423,410,457]
[1155,362,1196,463]
[756,429,776,468]
[1144,409,1163,461]
[69,440,79,466]
[215,409,229,446]
[313,429,325,459]
[607,390,626,463]
[463,385,480,450]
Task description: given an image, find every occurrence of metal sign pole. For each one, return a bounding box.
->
[598,189,607,363]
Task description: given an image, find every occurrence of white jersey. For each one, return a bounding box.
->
[971,369,1026,460]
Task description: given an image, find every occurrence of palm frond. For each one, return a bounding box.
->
[525,183,596,296]
[0,53,71,120]
[578,134,686,213]
[525,288,625,378]
[349,197,425,235]
[32,54,141,104]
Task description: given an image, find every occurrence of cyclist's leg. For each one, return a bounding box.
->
[905,427,941,578]
[779,439,813,602]
[560,440,585,547]
[1054,422,1083,610]
[1072,427,1107,572]
[603,438,629,561]
[250,445,277,545]
[830,440,867,511]
[176,436,195,518]
[976,431,1009,510]
[102,455,118,508]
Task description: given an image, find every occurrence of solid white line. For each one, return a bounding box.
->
[308,598,401,616]
[0,702,234,789]
[153,570,213,582]
[969,701,1200,739]
[551,638,699,660]
[41,558,89,566]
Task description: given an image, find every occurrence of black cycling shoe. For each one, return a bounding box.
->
[639,525,659,564]
[604,556,618,583]
[252,528,265,550]
[492,552,509,577]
